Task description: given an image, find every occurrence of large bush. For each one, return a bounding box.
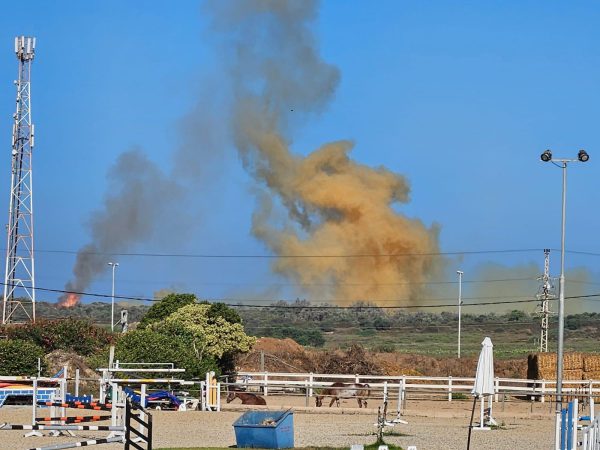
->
[0,318,113,356]
[155,304,255,359]
[0,339,46,376]
[115,329,216,378]
[138,293,197,328]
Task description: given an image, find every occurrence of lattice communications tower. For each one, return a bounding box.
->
[2,36,37,324]
[536,249,556,352]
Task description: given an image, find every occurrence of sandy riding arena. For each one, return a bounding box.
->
[0,395,556,449]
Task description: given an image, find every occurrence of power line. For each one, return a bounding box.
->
[6,282,600,310]
[24,247,548,258]
[20,246,600,258]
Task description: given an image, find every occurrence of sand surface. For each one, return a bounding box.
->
[0,394,562,449]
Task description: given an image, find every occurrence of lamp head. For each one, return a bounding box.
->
[578,149,589,162]
[540,150,552,162]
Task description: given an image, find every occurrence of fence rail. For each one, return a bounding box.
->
[234,371,600,404]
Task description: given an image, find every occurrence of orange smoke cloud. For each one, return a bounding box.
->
[247,131,440,306]
[58,293,80,308]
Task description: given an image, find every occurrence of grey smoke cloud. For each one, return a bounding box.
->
[59,149,181,305]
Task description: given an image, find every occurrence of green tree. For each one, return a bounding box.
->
[138,293,196,328]
[0,339,46,376]
[200,301,242,324]
[115,329,216,378]
[155,304,255,360]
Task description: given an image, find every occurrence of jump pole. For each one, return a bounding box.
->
[26,378,42,437]
[28,436,124,450]
[1,424,124,431]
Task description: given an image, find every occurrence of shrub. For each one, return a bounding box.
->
[0,318,113,356]
[256,325,325,347]
[138,293,196,329]
[115,329,217,378]
[0,339,46,376]
[374,343,396,353]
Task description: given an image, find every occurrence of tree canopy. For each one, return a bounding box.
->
[132,293,254,374]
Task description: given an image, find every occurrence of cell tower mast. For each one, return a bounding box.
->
[2,36,37,324]
[536,249,556,352]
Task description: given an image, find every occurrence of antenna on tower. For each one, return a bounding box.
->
[2,36,37,324]
[536,249,556,352]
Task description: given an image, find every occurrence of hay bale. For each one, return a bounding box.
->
[584,355,600,372]
[564,353,584,370]
[538,368,556,380]
[537,353,556,370]
[583,371,600,380]
[528,352,586,380]
[563,369,583,381]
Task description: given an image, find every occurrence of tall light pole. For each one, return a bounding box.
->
[108,262,119,332]
[540,149,589,416]
[457,270,463,358]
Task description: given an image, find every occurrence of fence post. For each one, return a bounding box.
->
[31,378,37,427]
[147,407,153,450]
[75,369,80,398]
[263,373,269,397]
[401,376,407,410]
[542,380,546,403]
[140,384,147,438]
[308,373,314,399]
[217,383,221,412]
[494,377,499,402]
[355,373,360,384]
[383,381,388,405]
[396,378,403,418]
[304,380,309,407]
[448,376,452,402]
[124,398,131,450]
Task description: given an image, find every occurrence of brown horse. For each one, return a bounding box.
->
[315,382,370,408]
[226,391,267,405]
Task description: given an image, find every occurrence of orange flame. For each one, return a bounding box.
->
[58,293,80,308]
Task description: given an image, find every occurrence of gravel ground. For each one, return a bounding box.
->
[0,396,559,449]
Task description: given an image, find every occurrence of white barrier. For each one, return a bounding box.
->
[236,371,600,403]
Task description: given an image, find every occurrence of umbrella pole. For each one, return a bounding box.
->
[467,395,477,450]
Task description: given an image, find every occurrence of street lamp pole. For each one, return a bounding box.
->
[108,262,119,332]
[457,270,463,359]
[540,149,589,416]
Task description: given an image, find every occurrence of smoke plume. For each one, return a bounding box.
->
[58,149,181,306]
[207,0,441,305]
[468,262,595,314]
[61,0,440,307]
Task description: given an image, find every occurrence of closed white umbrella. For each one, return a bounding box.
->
[472,337,494,399]
[467,337,495,449]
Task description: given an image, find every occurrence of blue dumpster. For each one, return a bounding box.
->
[233,410,294,449]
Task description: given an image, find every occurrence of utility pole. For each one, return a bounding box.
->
[108,262,119,332]
[3,37,37,324]
[457,270,463,358]
[536,249,555,353]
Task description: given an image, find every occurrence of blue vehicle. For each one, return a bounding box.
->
[123,387,181,410]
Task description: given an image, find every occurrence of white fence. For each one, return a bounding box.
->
[234,371,600,404]
[582,413,600,450]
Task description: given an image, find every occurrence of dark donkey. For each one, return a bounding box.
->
[226,391,267,405]
[315,382,370,408]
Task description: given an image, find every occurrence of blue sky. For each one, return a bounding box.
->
[0,1,598,312]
